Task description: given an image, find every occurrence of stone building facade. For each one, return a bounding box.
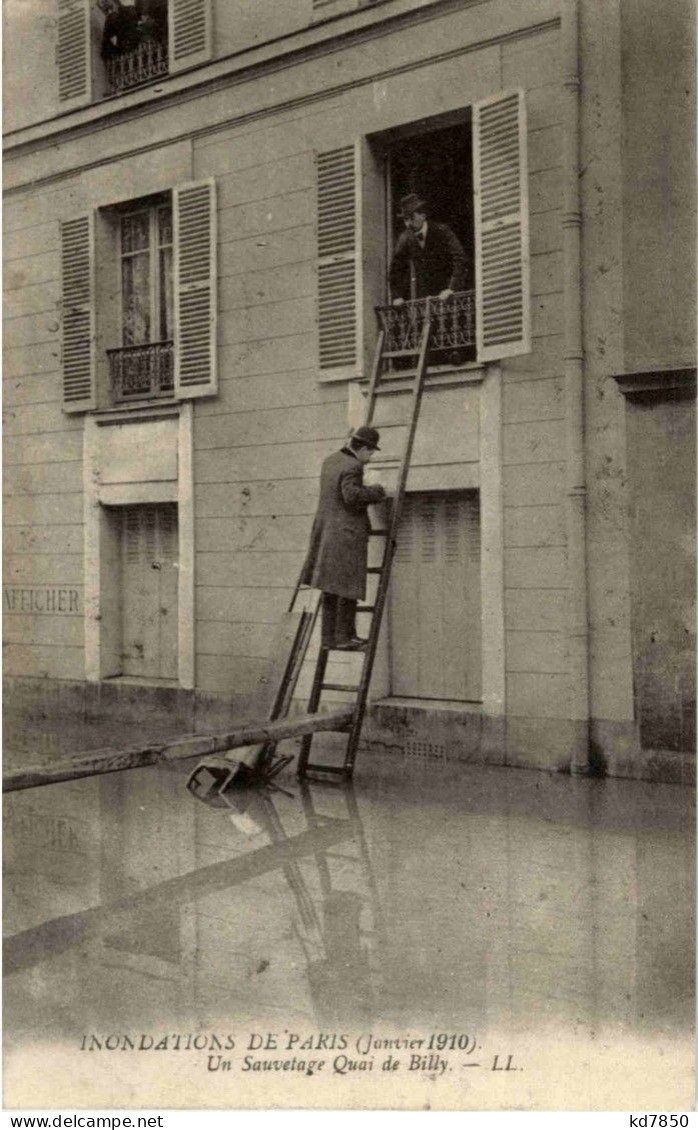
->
[3,0,695,781]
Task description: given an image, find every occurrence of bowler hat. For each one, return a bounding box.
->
[399,192,427,218]
[351,425,381,451]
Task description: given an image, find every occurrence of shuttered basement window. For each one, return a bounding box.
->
[390,492,482,701]
[57,0,91,107]
[473,89,530,361]
[121,504,179,681]
[173,179,218,398]
[60,215,96,412]
[169,0,212,73]
[316,144,361,377]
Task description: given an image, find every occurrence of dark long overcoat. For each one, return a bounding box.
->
[389,220,468,301]
[301,448,385,600]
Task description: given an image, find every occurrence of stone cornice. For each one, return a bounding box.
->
[613,368,697,400]
[4,0,488,154]
[4,0,560,194]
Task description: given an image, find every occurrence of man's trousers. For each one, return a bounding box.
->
[321,592,357,649]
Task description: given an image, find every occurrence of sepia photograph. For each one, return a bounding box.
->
[2,0,696,1115]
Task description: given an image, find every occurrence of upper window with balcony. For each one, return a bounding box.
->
[107,201,174,402]
[56,0,212,109]
[59,181,217,413]
[314,90,531,383]
[99,0,169,96]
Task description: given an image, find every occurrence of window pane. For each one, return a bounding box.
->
[122,251,151,345]
[121,212,150,255]
[158,205,172,247]
[159,245,173,341]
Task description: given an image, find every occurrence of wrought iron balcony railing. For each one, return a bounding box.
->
[105,37,168,95]
[108,341,174,403]
[376,291,476,361]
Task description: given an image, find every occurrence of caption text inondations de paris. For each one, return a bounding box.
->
[79,1031,521,1077]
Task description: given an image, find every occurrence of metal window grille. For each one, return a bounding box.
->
[108,340,174,402]
[105,36,168,95]
[376,291,475,360]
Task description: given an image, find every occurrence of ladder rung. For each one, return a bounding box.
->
[304,763,346,775]
[366,567,383,574]
[321,682,360,693]
[369,529,388,536]
[357,605,375,613]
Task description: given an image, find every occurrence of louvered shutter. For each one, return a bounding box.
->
[473,89,530,361]
[390,492,482,700]
[60,214,96,412]
[316,143,362,378]
[57,0,91,109]
[168,0,212,74]
[173,179,217,399]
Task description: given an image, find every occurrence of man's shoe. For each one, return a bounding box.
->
[334,637,368,651]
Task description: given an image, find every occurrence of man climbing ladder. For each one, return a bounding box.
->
[296,301,435,780]
[300,426,386,653]
[186,300,436,794]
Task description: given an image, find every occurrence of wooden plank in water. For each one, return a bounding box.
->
[2,708,353,793]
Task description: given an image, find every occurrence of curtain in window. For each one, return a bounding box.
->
[121,212,150,346]
[158,206,173,341]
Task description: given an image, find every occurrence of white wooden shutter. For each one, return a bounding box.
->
[57,0,91,109]
[60,214,96,412]
[390,492,482,701]
[173,179,217,399]
[473,89,530,361]
[168,0,212,74]
[316,143,362,378]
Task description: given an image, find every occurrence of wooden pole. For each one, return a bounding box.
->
[3,709,353,793]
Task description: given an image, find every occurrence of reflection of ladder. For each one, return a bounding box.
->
[296,780,386,1021]
[297,300,435,780]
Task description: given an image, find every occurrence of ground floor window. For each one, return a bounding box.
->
[119,502,179,680]
[389,490,481,701]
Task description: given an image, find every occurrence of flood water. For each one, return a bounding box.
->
[3,720,695,1110]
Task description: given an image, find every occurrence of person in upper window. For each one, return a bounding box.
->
[388,193,468,306]
[137,0,168,43]
[98,0,142,60]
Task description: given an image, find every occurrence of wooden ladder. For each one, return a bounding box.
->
[296,299,435,780]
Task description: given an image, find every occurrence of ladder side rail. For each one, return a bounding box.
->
[257,604,320,769]
[344,302,434,773]
[288,330,384,617]
[297,643,331,775]
[363,327,386,427]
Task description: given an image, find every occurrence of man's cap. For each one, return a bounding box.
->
[351,425,381,451]
[399,192,427,218]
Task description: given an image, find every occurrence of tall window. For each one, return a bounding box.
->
[388,121,475,297]
[120,203,173,346]
[381,122,476,367]
[315,90,530,380]
[61,178,217,412]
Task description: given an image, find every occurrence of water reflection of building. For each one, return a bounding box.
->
[3,768,386,1035]
[3,766,694,1050]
